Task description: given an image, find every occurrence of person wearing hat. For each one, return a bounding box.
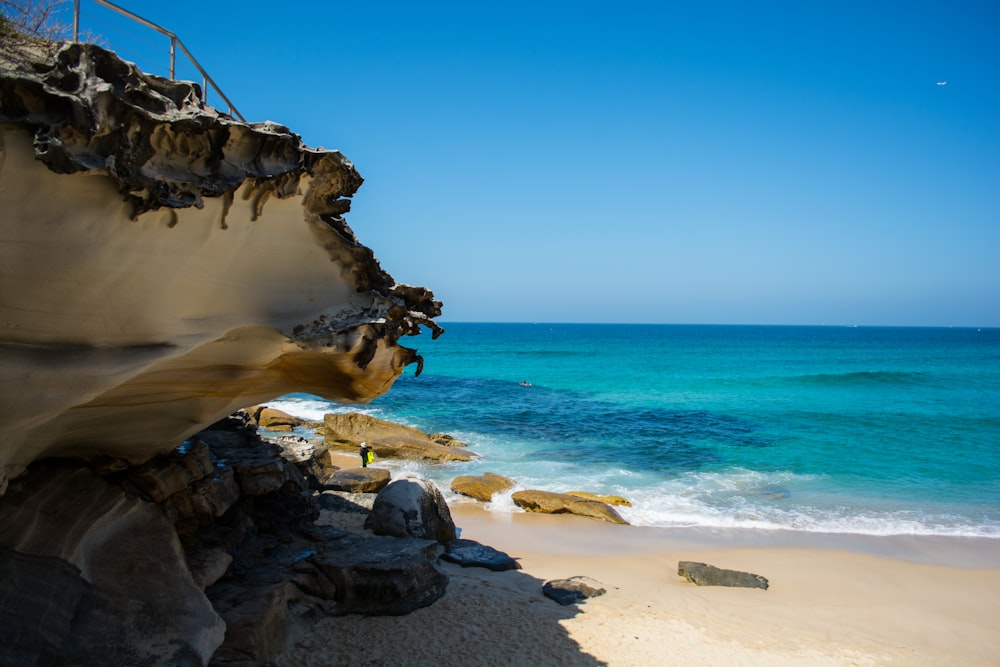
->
[360,441,374,468]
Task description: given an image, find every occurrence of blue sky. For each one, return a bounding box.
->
[76,1,998,326]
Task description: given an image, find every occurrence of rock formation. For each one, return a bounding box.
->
[324,412,475,462]
[450,472,517,501]
[365,476,457,542]
[441,538,521,571]
[677,561,770,590]
[0,36,450,665]
[511,490,629,525]
[565,491,632,507]
[0,38,442,493]
[0,412,453,665]
[541,576,607,606]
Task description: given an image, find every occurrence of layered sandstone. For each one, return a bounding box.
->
[0,38,442,492]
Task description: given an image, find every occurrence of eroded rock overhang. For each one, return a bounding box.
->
[0,39,443,491]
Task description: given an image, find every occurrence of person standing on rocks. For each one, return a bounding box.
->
[360,442,374,468]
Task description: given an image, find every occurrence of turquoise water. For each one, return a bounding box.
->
[272,323,1000,537]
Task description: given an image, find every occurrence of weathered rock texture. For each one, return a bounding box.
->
[512,490,629,525]
[0,463,226,665]
[0,38,442,492]
[324,412,474,462]
[677,561,770,590]
[565,491,632,507]
[0,414,451,665]
[542,576,607,606]
[450,472,517,502]
[365,476,457,542]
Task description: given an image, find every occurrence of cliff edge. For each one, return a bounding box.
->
[0,38,442,491]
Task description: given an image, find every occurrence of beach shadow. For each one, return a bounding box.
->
[280,493,606,666]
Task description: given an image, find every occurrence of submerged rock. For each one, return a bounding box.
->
[512,490,629,525]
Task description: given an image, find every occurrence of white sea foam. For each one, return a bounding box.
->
[262,392,1000,540]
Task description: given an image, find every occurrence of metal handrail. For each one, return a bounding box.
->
[72,0,245,121]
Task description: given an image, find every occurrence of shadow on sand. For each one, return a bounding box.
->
[276,494,605,666]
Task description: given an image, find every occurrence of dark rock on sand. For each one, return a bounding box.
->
[512,490,629,525]
[308,533,449,616]
[450,471,517,501]
[365,477,457,542]
[542,576,607,605]
[677,561,770,590]
[442,538,521,571]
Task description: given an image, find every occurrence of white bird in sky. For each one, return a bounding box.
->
[936,81,948,86]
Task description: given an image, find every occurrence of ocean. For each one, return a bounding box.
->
[269,323,1000,539]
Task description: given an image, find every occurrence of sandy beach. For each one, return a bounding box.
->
[279,456,1000,667]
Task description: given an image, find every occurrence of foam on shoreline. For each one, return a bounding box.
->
[294,452,1000,666]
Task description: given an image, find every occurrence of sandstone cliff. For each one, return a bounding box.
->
[0,38,442,492]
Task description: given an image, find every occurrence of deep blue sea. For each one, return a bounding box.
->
[271,323,1000,538]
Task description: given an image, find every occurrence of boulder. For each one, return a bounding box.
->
[370,437,475,462]
[320,468,391,494]
[565,491,632,507]
[450,472,517,501]
[442,538,521,571]
[324,412,432,443]
[256,407,304,429]
[323,412,475,461]
[309,533,448,616]
[542,576,607,605]
[269,434,316,463]
[677,561,769,590]
[365,477,457,542]
[511,490,629,525]
[207,581,305,663]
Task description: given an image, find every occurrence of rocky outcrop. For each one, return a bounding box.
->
[324,412,475,462]
[0,38,442,493]
[511,490,629,525]
[450,472,517,501]
[0,414,454,665]
[0,464,226,666]
[365,476,457,542]
[677,561,770,590]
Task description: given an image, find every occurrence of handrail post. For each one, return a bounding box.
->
[169,36,176,79]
